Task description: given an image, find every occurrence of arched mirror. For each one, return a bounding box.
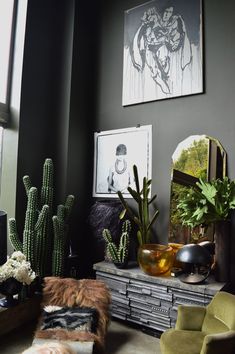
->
[168,135,227,244]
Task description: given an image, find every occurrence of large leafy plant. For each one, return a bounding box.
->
[177,177,235,228]
[117,165,159,245]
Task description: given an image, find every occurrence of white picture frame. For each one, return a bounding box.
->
[122,0,203,106]
[93,125,152,198]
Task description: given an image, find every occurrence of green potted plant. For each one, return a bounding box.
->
[177,177,235,227]
[117,166,174,276]
[102,220,131,268]
[177,177,235,282]
[117,165,159,246]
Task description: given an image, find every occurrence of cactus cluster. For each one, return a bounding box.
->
[9,158,75,278]
[117,164,159,245]
[102,220,131,263]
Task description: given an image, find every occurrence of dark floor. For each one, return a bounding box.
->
[0,319,160,354]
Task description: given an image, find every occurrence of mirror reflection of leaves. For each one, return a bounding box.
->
[169,135,227,245]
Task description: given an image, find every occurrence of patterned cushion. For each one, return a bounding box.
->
[34,277,111,354]
[40,306,98,333]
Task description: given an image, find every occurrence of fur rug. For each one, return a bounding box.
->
[34,277,111,354]
[22,341,76,354]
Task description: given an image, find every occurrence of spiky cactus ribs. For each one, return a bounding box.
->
[9,158,75,278]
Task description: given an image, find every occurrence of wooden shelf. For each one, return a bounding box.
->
[0,296,41,336]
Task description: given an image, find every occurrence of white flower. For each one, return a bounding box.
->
[11,251,26,262]
[0,251,36,285]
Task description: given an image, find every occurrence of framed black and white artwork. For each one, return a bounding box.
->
[93,125,152,198]
[122,0,203,106]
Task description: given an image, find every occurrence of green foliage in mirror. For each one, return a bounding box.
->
[169,135,227,244]
[173,138,208,179]
[177,177,235,228]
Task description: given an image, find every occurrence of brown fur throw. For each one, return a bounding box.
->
[22,341,76,354]
[34,277,111,354]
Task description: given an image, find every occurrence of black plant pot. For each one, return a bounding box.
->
[214,220,231,282]
[87,200,124,263]
[0,277,22,307]
[113,260,128,269]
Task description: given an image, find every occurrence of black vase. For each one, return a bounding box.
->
[214,220,230,282]
[87,200,125,262]
[87,200,138,263]
[0,277,22,307]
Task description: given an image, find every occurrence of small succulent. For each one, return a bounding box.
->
[102,220,131,263]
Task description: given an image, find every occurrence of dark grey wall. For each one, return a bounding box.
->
[66,1,100,276]
[16,0,75,234]
[13,0,235,281]
[93,0,235,280]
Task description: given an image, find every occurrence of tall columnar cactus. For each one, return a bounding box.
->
[38,158,53,276]
[102,220,131,263]
[52,195,75,276]
[9,187,49,272]
[117,165,159,246]
[9,158,74,278]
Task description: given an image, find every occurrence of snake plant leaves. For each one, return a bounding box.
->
[118,165,159,245]
[128,187,141,202]
[148,194,157,205]
[147,209,160,231]
[133,164,140,194]
[119,208,126,220]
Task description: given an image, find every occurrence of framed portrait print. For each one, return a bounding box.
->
[122,0,203,106]
[93,125,152,198]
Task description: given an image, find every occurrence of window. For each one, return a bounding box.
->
[0,0,17,123]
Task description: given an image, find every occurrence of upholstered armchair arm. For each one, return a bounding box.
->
[175,305,206,331]
[200,331,235,354]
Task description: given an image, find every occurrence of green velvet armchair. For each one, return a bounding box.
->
[160,291,235,354]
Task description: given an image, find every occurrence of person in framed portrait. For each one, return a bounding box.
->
[107,143,132,193]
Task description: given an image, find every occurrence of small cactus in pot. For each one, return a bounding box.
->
[102,220,131,268]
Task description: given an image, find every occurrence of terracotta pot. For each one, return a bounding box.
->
[214,220,230,282]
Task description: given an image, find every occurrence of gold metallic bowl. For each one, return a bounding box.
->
[168,242,184,268]
[138,244,174,276]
